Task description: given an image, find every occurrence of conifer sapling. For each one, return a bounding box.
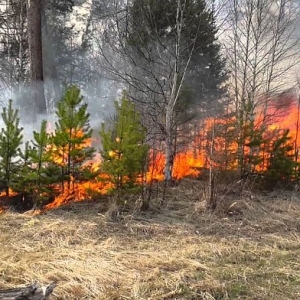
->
[0,99,23,196]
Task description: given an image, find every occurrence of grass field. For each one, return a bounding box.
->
[0,180,300,299]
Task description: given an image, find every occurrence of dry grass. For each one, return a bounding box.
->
[0,181,300,299]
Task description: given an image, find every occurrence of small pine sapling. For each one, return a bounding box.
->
[99,91,148,199]
[0,99,23,196]
[13,141,34,200]
[265,129,298,186]
[30,120,61,206]
[52,85,95,191]
[14,121,61,207]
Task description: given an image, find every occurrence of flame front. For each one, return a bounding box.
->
[45,175,114,209]
[1,93,300,212]
[44,94,300,209]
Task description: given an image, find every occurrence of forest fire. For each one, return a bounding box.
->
[46,96,299,210]
[0,91,299,213]
[45,150,205,210]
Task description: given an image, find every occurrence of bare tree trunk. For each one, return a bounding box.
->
[163,0,181,184]
[295,94,300,180]
[27,0,46,115]
[164,0,194,184]
[18,1,25,85]
[164,116,174,184]
[207,118,216,210]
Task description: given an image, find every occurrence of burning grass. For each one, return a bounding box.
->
[0,182,300,299]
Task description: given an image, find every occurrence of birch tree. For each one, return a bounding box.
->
[95,0,226,183]
[223,0,300,176]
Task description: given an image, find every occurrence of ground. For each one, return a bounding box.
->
[0,179,300,299]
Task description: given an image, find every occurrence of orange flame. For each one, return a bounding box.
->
[0,188,18,197]
[45,175,114,209]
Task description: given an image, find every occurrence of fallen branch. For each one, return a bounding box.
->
[0,282,56,300]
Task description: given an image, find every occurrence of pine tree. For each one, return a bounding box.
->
[52,85,95,191]
[0,99,23,196]
[99,91,148,199]
[29,120,60,206]
[13,141,33,197]
[265,129,297,187]
[128,0,226,107]
[13,121,61,206]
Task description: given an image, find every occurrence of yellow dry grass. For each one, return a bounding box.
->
[0,180,300,299]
